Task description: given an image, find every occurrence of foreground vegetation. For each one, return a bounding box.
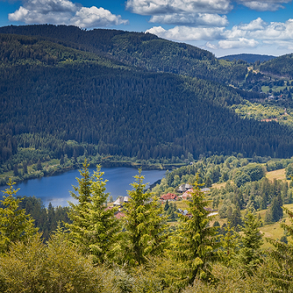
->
[1,158,293,292]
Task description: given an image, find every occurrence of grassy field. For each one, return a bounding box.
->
[258,203,293,248]
[266,168,287,182]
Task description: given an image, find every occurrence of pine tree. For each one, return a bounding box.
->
[164,200,170,212]
[23,161,28,174]
[229,205,243,231]
[36,160,42,171]
[265,195,283,223]
[83,166,121,264]
[66,159,92,253]
[60,155,64,165]
[237,210,263,275]
[0,179,38,253]
[220,222,239,266]
[121,171,168,266]
[13,164,19,177]
[169,174,218,287]
[66,160,120,264]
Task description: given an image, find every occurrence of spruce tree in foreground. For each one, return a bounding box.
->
[66,160,120,264]
[121,171,168,266]
[169,174,218,287]
[236,210,263,275]
[83,166,121,264]
[0,179,37,253]
[66,160,92,253]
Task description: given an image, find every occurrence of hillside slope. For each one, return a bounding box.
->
[1,33,293,166]
[0,24,248,86]
[219,54,276,63]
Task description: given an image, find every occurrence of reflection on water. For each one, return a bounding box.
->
[0,167,165,207]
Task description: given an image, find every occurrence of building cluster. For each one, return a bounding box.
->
[107,184,215,220]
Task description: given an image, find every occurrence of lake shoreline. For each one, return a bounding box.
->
[0,166,167,207]
[0,160,186,187]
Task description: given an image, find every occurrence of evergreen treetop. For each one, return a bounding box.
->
[0,178,38,253]
[169,173,219,286]
[66,160,120,264]
[121,170,168,266]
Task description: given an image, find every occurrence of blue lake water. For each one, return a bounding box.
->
[0,167,166,207]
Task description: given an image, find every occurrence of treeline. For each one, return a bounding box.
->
[18,197,71,240]
[1,162,293,292]
[219,53,276,63]
[153,155,293,194]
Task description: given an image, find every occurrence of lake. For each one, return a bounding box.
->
[0,167,166,207]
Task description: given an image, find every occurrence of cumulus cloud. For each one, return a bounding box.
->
[72,7,128,28]
[221,18,293,49]
[236,0,291,11]
[8,0,128,28]
[218,38,259,49]
[237,17,266,30]
[223,18,293,41]
[126,0,232,15]
[146,25,224,41]
[150,13,228,26]
[147,17,293,51]
[205,41,218,49]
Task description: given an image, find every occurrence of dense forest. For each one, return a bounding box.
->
[219,53,276,64]
[0,24,248,85]
[1,29,293,184]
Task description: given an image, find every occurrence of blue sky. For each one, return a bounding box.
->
[0,0,293,57]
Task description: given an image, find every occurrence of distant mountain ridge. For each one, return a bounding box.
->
[0,24,248,85]
[219,54,276,63]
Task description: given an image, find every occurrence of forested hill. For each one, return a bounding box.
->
[219,54,276,64]
[259,53,293,78]
[0,24,248,85]
[1,31,293,168]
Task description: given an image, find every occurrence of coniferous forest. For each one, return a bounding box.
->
[1,26,293,179]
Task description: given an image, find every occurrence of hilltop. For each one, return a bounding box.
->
[219,53,276,64]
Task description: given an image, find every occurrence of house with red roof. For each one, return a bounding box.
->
[160,193,178,201]
[180,189,194,200]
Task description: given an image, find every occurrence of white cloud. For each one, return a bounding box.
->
[218,38,259,49]
[205,41,218,49]
[72,7,128,28]
[146,25,224,41]
[126,0,232,15]
[8,0,128,28]
[238,17,266,30]
[147,17,293,51]
[222,18,293,50]
[223,18,293,41]
[150,13,228,26]
[237,0,291,11]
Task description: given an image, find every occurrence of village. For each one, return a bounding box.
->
[109,183,217,220]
